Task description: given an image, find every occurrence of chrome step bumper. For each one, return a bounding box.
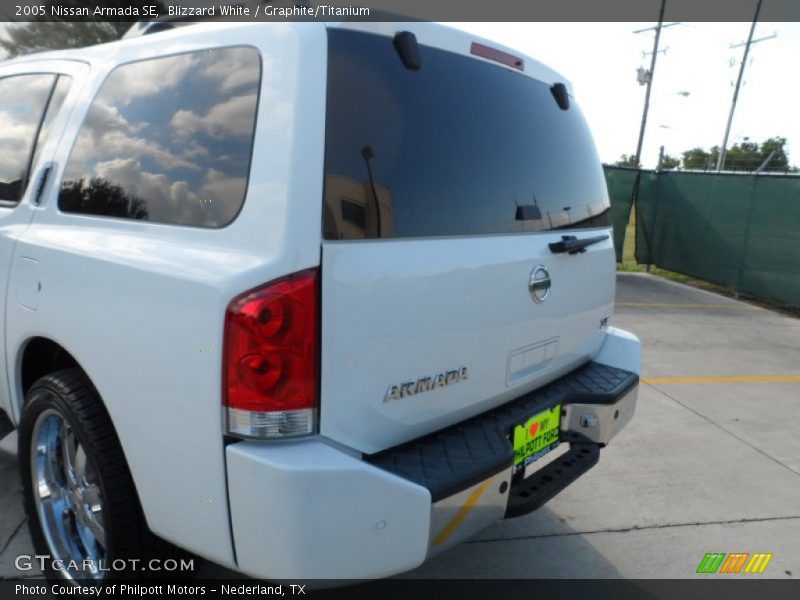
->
[366,361,639,556]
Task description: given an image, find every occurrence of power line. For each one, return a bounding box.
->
[632,0,668,168]
[716,0,776,171]
[633,22,680,35]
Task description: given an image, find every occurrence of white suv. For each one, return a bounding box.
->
[0,21,641,581]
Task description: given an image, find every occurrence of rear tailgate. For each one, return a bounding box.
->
[320,27,615,454]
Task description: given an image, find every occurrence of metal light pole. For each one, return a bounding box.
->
[633,0,668,168]
[716,0,764,171]
[361,146,382,237]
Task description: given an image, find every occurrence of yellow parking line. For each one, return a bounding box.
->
[643,375,800,385]
[617,302,760,310]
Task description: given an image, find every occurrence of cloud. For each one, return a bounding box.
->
[92,157,212,226]
[99,47,260,104]
[0,75,57,187]
[0,111,38,183]
[81,99,142,136]
[65,98,199,181]
[99,53,197,104]
[57,46,262,226]
[198,167,248,224]
[86,158,247,227]
[183,141,210,159]
[200,49,262,92]
[171,94,258,140]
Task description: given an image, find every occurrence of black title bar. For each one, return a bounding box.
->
[2,0,800,23]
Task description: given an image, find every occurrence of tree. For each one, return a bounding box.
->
[758,137,791,172]
[0,1,164,57]
[724,139,760,171]
[60,177,149,220]
[682,147,719,170]
[682,137,797,172]
[1,22,128,57]
[660,154,680,170]
[615,154,638,168]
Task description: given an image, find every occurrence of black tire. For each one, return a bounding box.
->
[18,368,198,582]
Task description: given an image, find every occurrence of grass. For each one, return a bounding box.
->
[616,215,800,318]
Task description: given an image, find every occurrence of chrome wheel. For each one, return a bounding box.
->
[31,409,106,580]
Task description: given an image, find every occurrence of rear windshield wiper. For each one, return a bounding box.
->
[549,234,609,255]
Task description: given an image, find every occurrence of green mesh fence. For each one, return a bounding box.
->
[604,166,639,262]
[604,166,800,308]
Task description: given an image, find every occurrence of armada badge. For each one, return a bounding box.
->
[384,367,469,402]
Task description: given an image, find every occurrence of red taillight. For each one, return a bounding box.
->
[223,269,319,439]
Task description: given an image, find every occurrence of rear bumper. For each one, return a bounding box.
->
[368,360,638,551]
[226,329,640,580]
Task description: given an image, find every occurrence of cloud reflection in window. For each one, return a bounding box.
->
[60,46,261,228]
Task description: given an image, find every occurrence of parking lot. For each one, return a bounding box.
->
[1,272,799,580]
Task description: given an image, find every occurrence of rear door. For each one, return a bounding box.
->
[320,27,616,454]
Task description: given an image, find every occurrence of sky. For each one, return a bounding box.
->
[453,22,800,168]
[2,20,799,169]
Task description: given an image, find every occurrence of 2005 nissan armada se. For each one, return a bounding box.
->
[0,20,641,581]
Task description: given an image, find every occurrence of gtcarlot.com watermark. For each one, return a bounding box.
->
[15,554,195,574]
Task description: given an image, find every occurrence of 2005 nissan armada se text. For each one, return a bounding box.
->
[0,21,641,581]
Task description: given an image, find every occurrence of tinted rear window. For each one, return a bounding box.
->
[59,47,260,228]
[324,29,611,240]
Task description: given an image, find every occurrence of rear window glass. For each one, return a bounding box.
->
[59,47,261,228]
[324,29,611,240]
[0,74,59,204]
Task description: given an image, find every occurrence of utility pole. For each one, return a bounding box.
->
[633,0,669,168]
[754,149,777,174]
[716,0,774,171]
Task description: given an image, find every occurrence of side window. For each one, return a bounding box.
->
[59,47,261,228]
[0,74,61,204]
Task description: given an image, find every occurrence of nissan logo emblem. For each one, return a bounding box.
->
[529,265,551,303]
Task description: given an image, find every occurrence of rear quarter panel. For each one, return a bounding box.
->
[6,23,327,565]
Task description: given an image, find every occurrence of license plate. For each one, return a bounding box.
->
[512,405,561,473]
